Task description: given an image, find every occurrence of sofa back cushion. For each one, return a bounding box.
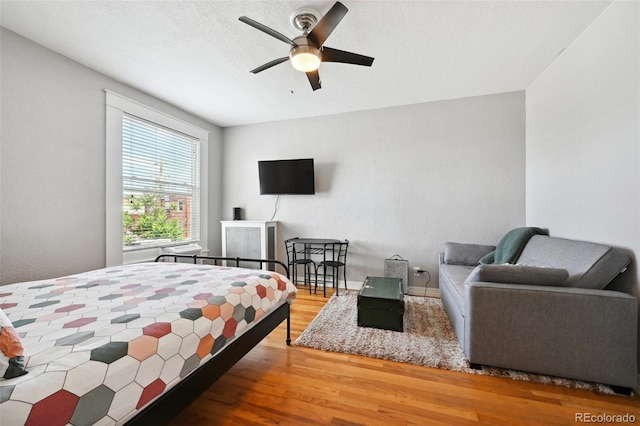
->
[516,235,630,289]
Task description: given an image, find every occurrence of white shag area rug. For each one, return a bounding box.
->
[294,291,615,394]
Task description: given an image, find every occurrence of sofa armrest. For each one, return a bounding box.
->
[443,242,496,266]
[464,282,638,388]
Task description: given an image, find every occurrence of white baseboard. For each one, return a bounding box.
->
[346,280,363,290]
[408,286,440,298]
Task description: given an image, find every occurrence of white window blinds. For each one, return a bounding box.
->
[122,114,200,249]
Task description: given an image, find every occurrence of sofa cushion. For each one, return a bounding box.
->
[443,243,496,266]
[465,264,569,286]
[516,235,631,290]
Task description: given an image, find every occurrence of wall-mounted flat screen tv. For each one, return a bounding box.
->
[258,158,315,195]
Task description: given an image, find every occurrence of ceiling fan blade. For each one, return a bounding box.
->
[250,57,290,74]
[306,70,321,91]
[321,47,374,66]
[307,2,348,47]
[239,16,298,47]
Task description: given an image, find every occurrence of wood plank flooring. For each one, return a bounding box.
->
[170,287,640,425]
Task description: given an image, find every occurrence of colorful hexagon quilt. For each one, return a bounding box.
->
[0,262,297,425]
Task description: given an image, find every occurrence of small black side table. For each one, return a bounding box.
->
[357,276,404,332]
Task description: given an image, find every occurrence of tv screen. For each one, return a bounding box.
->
[258,158,315,195]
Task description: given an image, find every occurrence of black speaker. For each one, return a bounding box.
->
[233,207,242,221]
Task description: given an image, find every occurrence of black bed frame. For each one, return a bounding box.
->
[126,255,291,425]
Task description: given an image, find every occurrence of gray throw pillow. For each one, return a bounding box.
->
[444,242,496,266]
[465,264,569,286]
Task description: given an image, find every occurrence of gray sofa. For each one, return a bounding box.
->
[439,233,638,393]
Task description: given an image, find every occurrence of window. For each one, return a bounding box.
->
[106,91,209,266]
[122,115,199,249]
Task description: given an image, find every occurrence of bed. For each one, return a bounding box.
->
[0,255,297,425]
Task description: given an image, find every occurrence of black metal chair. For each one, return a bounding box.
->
[284,238,317,294]
[318,239,349,297]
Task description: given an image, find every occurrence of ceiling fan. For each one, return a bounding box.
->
[239,1,374,91]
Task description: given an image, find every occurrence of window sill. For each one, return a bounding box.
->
[122,242,202,264]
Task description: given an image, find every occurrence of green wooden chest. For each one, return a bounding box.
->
[357,276,404,332]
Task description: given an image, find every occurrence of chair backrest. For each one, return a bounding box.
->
[324,239,349,265]
[284,238,299,264]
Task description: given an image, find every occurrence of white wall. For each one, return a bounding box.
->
[0,29,224,285]
[222,92,526,289]
[1,26,528,292]
[526,0,639,290]
[526,0,639,365]
[1,26,525,290]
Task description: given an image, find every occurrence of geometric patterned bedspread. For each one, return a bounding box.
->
[0,262,297,425]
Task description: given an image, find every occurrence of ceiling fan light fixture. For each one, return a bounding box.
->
[290,45,321,72]
[240,2,373,90]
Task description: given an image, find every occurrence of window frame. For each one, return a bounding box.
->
[105,91,209,266]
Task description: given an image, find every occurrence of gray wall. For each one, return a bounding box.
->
[222,92,526,289]
[526,0,639,365]
[0,28,224,285]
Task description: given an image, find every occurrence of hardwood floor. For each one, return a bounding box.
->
[170,287,640,425]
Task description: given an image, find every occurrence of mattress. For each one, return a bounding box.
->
[0,262,297,425]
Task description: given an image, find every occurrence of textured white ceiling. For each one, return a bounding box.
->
[1,0,610,127]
